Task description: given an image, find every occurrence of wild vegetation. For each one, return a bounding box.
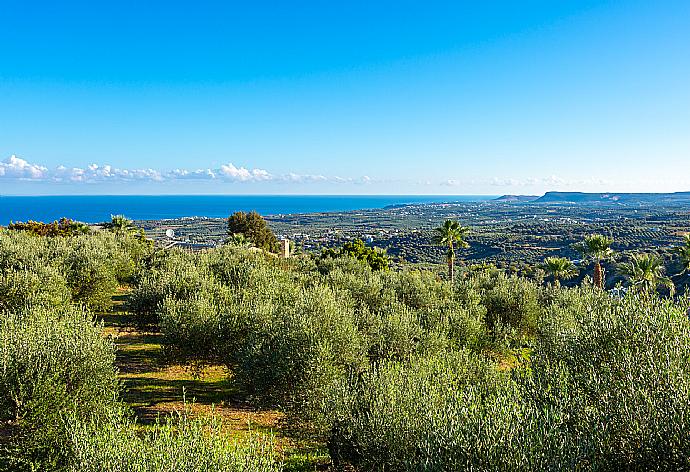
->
[1,214,690,470]
[228,211,279,253]
[320,238,390,271]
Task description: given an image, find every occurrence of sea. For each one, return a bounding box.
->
[0,195,495,225]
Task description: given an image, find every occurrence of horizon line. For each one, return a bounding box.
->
[3,190,690,198]
[0,193,501,198]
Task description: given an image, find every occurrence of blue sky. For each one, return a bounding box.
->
[1,0,688,195]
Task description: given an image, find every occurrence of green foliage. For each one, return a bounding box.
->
[6,228,690,470]
[7,218,90,237]
[103,214,136,234]
[64,238,120,311]
[575,234,615,289]
[69,410,282,472]
[434,219,470,282]
[0,265,71,313]
[327,351,518,470]
[433,219,470,250]
[460,270,542,342]
[519,294,690,470]
[0,306,119,470]
[618,253,675,296]
[227,232,251,247]
[233,284,367,416]
[154,246,490,423]
[227,211,279,253]
[575,233,615,260]
[541,256,578,285]
[0,229,151,313]
[128,250,233,326]
[327,294,690,471]
[320,238,390,271]
[676,234,690,273]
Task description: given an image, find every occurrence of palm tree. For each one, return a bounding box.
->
[676,234,690,274]
[434,220,470,284]
[228,232,252,247]
[106,214,136,234]
[542,256,578,287]
[618,253,675,297]
[71,221,91,235]
[575,234,614,289]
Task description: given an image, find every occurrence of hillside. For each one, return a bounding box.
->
[534,191,690,205]
[494,194,540,203]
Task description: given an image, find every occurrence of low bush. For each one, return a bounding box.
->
[518,294,690,470]
[461,270,542,342]
[0,265,71,313]
[7,218,90,237]
[321,239,390,271]
[0,306,119,470]
[0,230,151,312]
[64,238,120,311]
[327,351,520,471]
[0,230,52,271]
[232,284,367,413]
[69,410,281,472]
[326,294,690,471]
[5,228,690,470]
[127,250,228,325]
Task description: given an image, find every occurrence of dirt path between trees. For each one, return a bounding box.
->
[99,289,329,471]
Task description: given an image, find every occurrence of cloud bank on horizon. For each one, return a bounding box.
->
[3,154,689,195]
[0,155,372,186]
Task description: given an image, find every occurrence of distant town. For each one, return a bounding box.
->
[137,192,690,277]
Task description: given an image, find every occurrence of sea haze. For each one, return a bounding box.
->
[0,195,495,225]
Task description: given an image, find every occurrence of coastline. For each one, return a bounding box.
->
[0,194,497,225]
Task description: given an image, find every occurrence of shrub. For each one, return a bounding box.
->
[69,410,281,472]
[363,302,425,362]
[517,294,690,470]
[0,230,149,312]
[326,292,690,471]
[64,237,120,311]
[389,270,487,350]
[0,306,119,470]
[387,269,451,311]
[127,250,227,325]
[159,248,493,425]
[159,294,229,362]
[0,230,52,271]
[206,245,303,292]
[0,266,71,313]
[161,268,367,426]
[158,247,306,362]
[233,284,366,415]
[472,271,542,341]
[321,239,390,271]
[325,264,393,314]
[7,218,90,237]
[327,351,520,471]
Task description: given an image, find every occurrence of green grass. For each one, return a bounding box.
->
[98,290,330,470]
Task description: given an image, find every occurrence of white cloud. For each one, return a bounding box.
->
[282,172,328,183]
[219,163,272,181]
[0,155,372,186]
[0,155,48,179]
[169,168,217,180]
[52,163,163,182]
